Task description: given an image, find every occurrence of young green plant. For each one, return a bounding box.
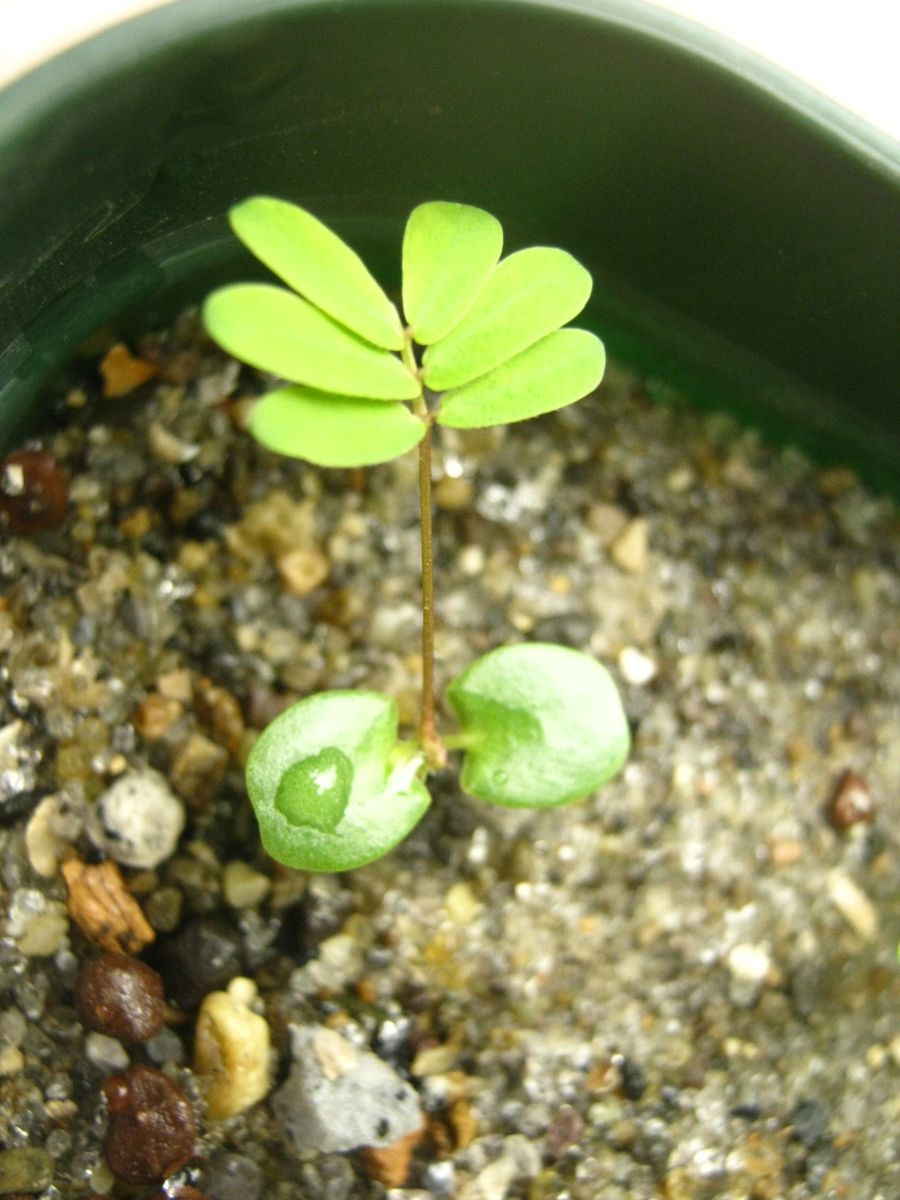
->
[204,198,629,871]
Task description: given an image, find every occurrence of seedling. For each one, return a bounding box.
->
[204,198,629,871]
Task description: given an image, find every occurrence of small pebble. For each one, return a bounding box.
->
[103,1064,196,1184]
[194,677,245,755]
[617,645,658,686]
[132,693,185,741]
[0,450,69,535]
[0,1146,54,1194]
[145,1025,186,1066]
[726,942,772,1008]
[609,516,649,574]
[84,1031,130,1072]
[434,475,474,511]
[24,793,83,878]
[585,501,629,545]
[826,769,876,831]
[276,545,330,595]
[222,861,271,909]
[169,732,228,808]
[194,977,271,1118]
[62,859,155,954]
[199,1150,264,1200]
[154,917,242,1009]
[99,343,159,397]
[361,1125,424,1187]
[826,869,878,939]
[147,420,200,464]
[87,770,186,870]
[14,901,68,957]
[274,1024,423,1153]
[76,952,165,1042]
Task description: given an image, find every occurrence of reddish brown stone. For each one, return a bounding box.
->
[103,1065,196,1185]
[827,770,876,831]
[76,952,165,1043]
[0,451,68,535]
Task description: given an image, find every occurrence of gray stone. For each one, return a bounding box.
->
[201,1150,264,1200]
[273,1024,423,1153]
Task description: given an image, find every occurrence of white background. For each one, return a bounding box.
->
[1,0,898,142]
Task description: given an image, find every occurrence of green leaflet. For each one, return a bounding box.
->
[437,328,605,429]
[230,196,405,350]
[245,691,431,873]
[402,201,503,345]
[251,387,427,467]
[422,246,593,391]
[448,643,630,809]
[203,284,419,400]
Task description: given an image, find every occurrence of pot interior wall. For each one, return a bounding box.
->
[1,0,898,486]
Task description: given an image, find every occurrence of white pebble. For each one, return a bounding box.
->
[25,794,84,878]
[827,870,878,939]
[85,1032,129,1072]
[87,769,185,869]
[617,645,658,686]
[726,942,772,984]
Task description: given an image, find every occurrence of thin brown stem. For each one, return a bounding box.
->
[417,419,447,768]
[403,328,447,768]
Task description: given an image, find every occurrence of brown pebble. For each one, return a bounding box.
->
[76,952,165,1043]
[194,677,245,755]
[360,1125,424,1187]
[169,732,228,809]
[99,343,159,397]
[103,1065,196,1185]
[133,692,184,741]
[0,451,69,535]
[827,770,876,831]
[62,859,155,954]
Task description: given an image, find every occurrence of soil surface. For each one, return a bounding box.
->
[1,313,898,1199]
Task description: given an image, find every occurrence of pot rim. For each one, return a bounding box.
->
[1,0,898,178]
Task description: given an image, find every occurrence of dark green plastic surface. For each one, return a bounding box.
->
[0,0,898,485]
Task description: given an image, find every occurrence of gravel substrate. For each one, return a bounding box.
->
[0,313,898,1199]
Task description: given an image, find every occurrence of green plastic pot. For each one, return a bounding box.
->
[1,0,898,487]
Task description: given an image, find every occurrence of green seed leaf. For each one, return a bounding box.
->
[402,201,503,345]
[246,691,431,872]
[447,643,630,809]
[203,284,420,401]
[274,746,353,833]
[251,387,427,467]
[230,196,405,350]
[437,328,604,429]
[422,247,593,390]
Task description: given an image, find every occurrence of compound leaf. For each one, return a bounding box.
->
[246,691,431,873]
[447,643,630,809]
[203,284,419,400]
[230,196,405,350]
[402,201,503,345]
[251,387,427,467]
[437,328,604,429]
[422,246,593,390]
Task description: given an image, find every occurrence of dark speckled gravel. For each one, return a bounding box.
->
[0,313,897,1199]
